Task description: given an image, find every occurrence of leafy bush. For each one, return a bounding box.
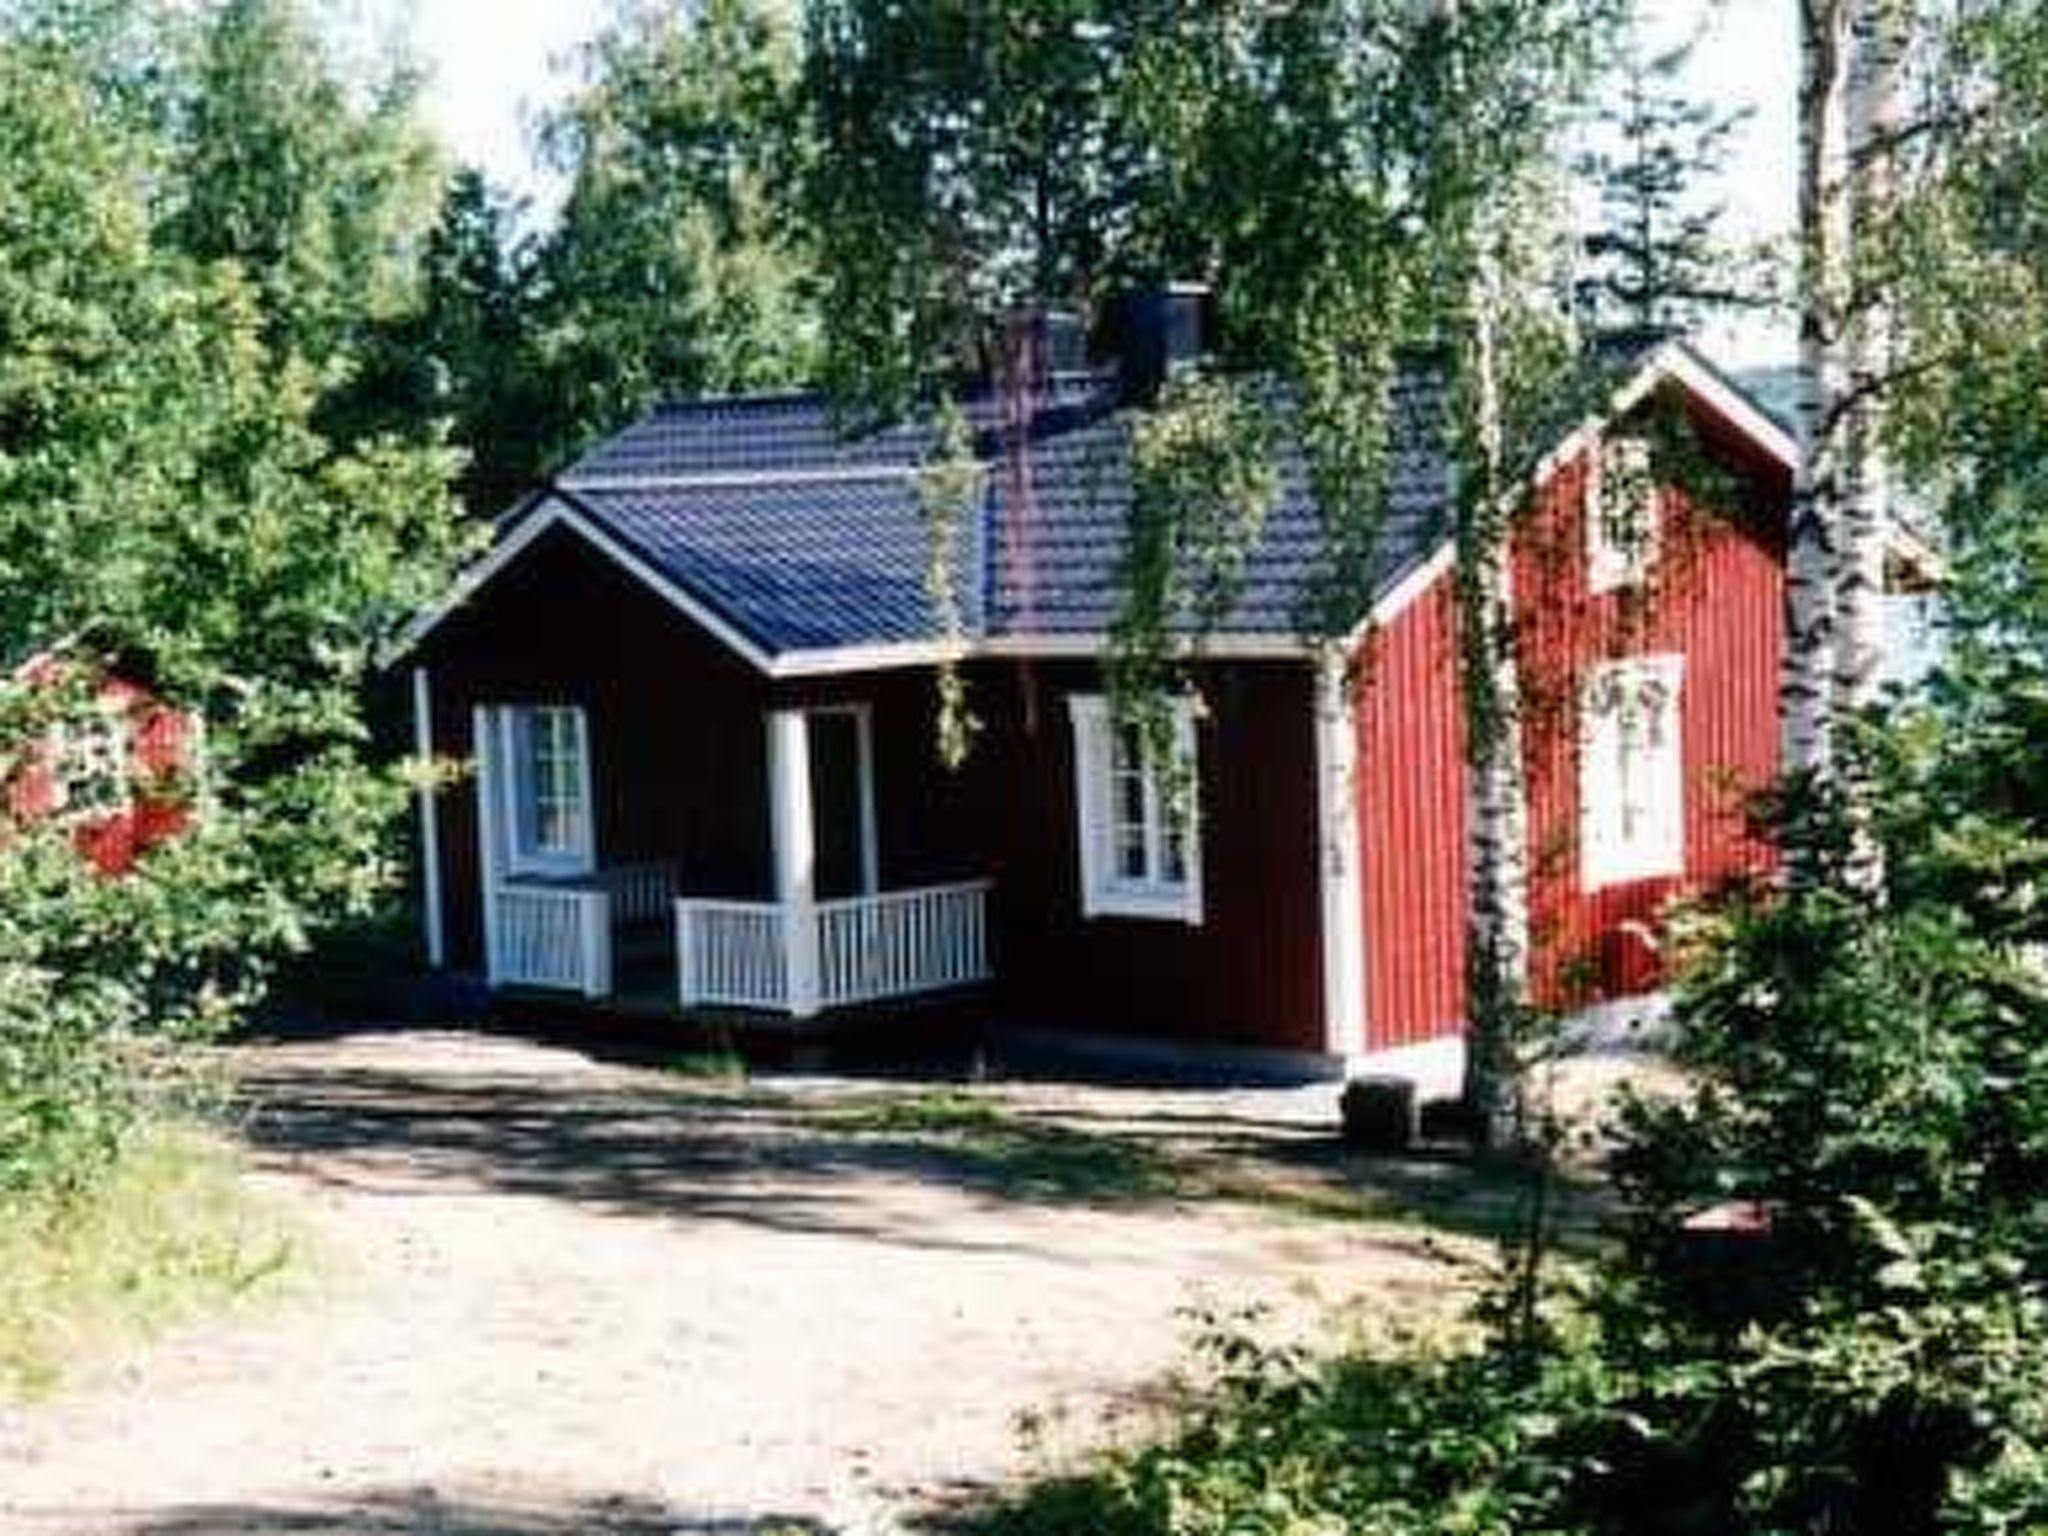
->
[0,19,465,1197]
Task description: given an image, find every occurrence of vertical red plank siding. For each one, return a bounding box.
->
[1355,395,1788,1047]
[1517,422,1783,1008]
[1356,569,1470,1051]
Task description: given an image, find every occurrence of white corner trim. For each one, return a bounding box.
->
[768,639,972,678]
[1527,342,1798,498]
[1314,655,1368,1058]
[386,496,776,673]
[1658,345,1800,470]
[411,667,445,969]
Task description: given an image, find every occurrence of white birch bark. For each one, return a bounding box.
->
[1785,0,1855,784]
[1839,0,1906,718]
[1460,260,1532,1137]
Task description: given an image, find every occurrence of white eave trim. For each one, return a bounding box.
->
[386,505,1319,678]
[1527,343,1798,496]
[385,495,777,673]
[1342,342,1799,652]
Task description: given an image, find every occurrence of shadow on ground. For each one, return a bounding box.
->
[85,1487,831,1535]
[228,1034,1600,1256]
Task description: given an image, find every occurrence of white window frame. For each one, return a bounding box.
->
[54,705,131,819]
[1067,693,1203,925]
[498,703,595,878]
[1587,433,1660,593]
[1580,655,1685,890]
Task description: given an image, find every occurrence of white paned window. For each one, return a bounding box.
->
[1581,656,1684,889]
[502,704,593,876]
[1588,433,1659,593]
[1067,694,1202,924]
[57,709,129,816]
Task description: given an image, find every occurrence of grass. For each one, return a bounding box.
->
[660,1048,751,1082]
[802,1086,1605,1250]
[818,1088,1187,1201]
[0,1123,301,1399]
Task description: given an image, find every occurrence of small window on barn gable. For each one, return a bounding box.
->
[56,707,130,817]
[1588,433,1659,593]
[1580,655,1684,889]
[1067,694,1203,924]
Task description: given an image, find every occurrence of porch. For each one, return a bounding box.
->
[473,697,996,1017]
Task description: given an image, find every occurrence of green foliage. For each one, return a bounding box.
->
[1573,26,1762,334]
[917,395,983,769]
[162,0,445,427]
[1108,374,1278,784]
[0,12,465,1195]
[529,0,819,455]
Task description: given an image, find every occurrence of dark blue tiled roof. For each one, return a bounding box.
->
[557,477,978,655]
[550,367,1457,658]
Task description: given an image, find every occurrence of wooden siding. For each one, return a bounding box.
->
[418,526,774,972]
[970,659,1327,1055]
[1517,406,1784,1008]
[1354,393,1788,1046]
[1356,571,1470,1051]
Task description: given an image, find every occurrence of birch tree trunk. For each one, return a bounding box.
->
[1835,0,1907,888]
[1460,259,1533,1144]
[1785,0,1856,788]
[1839,0,1905,716]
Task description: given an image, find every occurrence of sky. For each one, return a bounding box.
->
[388,0,1801,360]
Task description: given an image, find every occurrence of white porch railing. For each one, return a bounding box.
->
[598,861,680,926]
[676,879,993,1015]
[674,899,790,1010]
[493,884,612,997]
[817,880,992,1009]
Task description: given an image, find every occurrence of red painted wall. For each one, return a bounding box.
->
[7,673,197,875]
[1356,567,1469,1051]
[1355,393,1788,1047]
[1517,407,1784,1009]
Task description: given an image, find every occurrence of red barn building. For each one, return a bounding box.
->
[6,651,199,874]
[392,321,1803,1087]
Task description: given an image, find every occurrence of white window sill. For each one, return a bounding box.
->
[1085,884,1203,925]
[1583,853,1683,891]
[507,852,591,880]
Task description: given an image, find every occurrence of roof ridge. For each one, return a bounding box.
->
[562,465,929,492]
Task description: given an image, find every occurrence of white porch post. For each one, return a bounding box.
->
[767,708,821,1017]
[472,704,504,987]
[412,667,446,968]
[1315,654,1369,1062]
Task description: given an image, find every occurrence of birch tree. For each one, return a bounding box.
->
[1785,0,1856,786]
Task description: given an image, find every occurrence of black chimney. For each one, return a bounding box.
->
[1110,282,1212,401]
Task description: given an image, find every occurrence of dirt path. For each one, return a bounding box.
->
[0,1030,1491,1536]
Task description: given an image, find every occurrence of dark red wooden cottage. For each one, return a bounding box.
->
[392,325,1803,1087]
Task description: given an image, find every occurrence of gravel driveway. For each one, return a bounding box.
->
[0,1028,1494,1536]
